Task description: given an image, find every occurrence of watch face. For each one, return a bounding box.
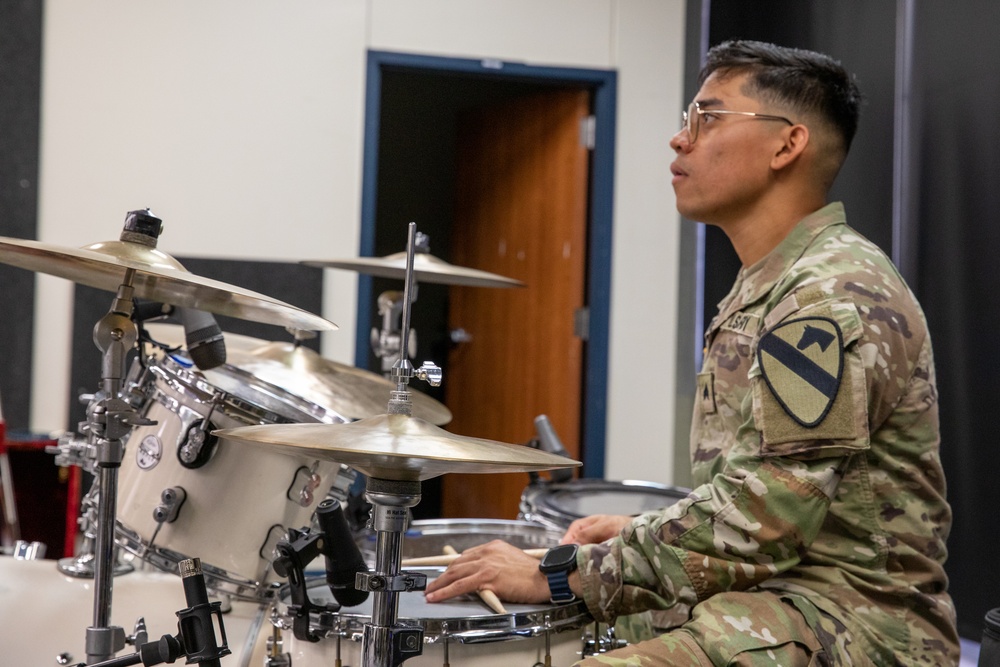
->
[540,543,578,572]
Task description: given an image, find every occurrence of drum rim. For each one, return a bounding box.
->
[148,354,347,426]
[407,518,566,533]
[203,360,348,424]
[115,521,278,602]
[520,479,691,526]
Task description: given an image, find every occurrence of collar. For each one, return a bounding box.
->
[712,202,848,327]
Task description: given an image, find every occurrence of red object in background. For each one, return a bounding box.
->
[0,430,78,558]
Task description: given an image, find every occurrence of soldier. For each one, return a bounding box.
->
[425,40,959,665]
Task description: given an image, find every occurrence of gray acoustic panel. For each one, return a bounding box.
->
[0,1,42,430]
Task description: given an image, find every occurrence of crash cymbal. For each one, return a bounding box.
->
[303,251,524,288]
[0,236,337,331]
[143,323,452,425]
[214,414,579,482]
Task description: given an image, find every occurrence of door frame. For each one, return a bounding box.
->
[357,49,617,478]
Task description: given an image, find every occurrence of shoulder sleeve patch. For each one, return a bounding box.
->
[757,316,844,428]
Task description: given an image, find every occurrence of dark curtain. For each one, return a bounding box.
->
[0,0,42,430]
[697,0,996,640]
[906,1,1000,640]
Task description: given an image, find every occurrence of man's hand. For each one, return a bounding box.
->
[424,540,550,605]
[559,514,632,545]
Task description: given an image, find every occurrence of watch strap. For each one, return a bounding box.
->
[545,569,575,603]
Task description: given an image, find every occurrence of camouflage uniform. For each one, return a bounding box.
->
[577,203,958,665]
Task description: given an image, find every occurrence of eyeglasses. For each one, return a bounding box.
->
[682,101,793,144]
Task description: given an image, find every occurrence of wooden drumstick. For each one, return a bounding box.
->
[442,545,508,615]
[402,547,547,567]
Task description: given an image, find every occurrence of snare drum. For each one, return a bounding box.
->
[116,354,355,600]
[263,576,591,667]
[519,479,689,532]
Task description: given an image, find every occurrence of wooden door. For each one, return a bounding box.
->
[442,88,591,519]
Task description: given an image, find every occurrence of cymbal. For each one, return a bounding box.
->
[0,236,337,331]
[143,323,452,425]
[214,414,580,482]
[303,251,524,288]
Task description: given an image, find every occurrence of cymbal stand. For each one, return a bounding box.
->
[370,231,434,378]
[386,226,441,416]
[358,223,441,667]
[85,270,155,663]
[357,476,426,667]
[370,289,416,377]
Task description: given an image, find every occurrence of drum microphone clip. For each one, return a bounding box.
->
[272,499,372,642]
[272,526,344,643]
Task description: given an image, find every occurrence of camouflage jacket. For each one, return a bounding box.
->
[577,203,959,664]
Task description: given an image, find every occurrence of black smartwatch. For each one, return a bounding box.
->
[539,543,578,603]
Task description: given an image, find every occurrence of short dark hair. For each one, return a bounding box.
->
[700,40,863,156]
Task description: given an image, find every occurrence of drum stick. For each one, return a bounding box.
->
[442,545,508,615]
[401,547,548,567]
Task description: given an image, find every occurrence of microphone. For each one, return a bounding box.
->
[315,498,370,607]
[133,300,174,323]
[534,414,574,483]
[177,558,230,667]
[176,308,226,370]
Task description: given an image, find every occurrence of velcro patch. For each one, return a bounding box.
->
[720,311,760,337]
[697,372,716,414]
[757,317,844,428]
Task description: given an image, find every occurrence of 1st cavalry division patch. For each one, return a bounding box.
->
[757,317,844,428]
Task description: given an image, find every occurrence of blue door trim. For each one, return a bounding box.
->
[358,50,617,478]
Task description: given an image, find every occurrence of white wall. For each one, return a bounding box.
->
[34,0,686,484]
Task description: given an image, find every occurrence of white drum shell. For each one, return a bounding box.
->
[116,356,352,597]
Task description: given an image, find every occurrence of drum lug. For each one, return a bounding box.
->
[287,463,322,507]
[581,622,627,657]
[178,418,218,469]
[263,624,292,667]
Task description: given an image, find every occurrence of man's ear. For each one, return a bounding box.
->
[771,124,810,170]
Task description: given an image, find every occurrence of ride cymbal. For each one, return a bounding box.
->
[0,235,337,331]
[303,251,524,288]
[214,414,579,482]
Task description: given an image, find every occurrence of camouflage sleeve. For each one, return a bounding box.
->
[577,453,844,623]
[578,289,873,623]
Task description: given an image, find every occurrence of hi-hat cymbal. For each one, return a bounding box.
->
[0,236,337,331]
[143,323,452,425]
[303,252,524,288]
[214,414,580,482]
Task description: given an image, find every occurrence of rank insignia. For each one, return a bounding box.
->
[757,317,844,428]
